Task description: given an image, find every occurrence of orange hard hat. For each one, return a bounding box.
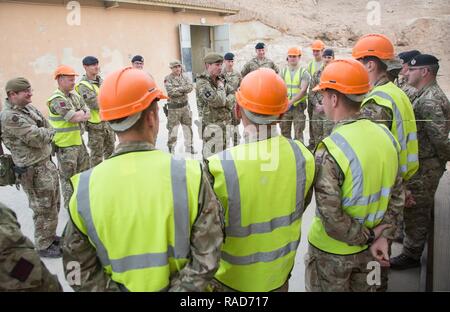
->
[288,47,302,56]
[312,59,370,95]
[98,67,168,121]
[311,40,325,51]
[236,68,288,115]
[54,65,78,80]
[352,34,395,60]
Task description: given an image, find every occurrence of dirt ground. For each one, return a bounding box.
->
[223,0,450,95]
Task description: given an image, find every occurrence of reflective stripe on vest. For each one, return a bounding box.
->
[362,82,419,180]
[308,60,321,76]
[308,119,399,255]
[47,90,82,147]
[208,136,315,291]
[282,67,307,106]
[75,80,101,124]
[70,151,201,291]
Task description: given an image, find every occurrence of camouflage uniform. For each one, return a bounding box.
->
[305,115,404,292]
[49,91,90,210]
[241,57,279,77]
[222,68,242,146]
[360,77,394,130]
[196,71,235,158]
[0,99,60,250]
[62,141,225,292]
[280,66,310,143]
[402,81,450,260]
[308,66,334,148]
[0,203,62,292]
[76,75,115,167]
[164,72,194,152]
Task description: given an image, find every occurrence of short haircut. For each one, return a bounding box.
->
[361,56,387,72]
[427,64,439,76]
[328,89,361,111]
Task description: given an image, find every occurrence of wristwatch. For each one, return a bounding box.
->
[366,228,375,246]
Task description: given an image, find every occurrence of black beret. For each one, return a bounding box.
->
[408,54,439,67]
[224,52,235,60]
[131,55,144,63]
[82,56,99,66]
[255,42,265,49]
[322,49,335,57]
[398,50,421,64]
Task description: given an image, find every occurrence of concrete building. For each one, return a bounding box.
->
[0,0,237,112]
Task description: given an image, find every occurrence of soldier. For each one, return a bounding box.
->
[390,54,450,269]
[0,202,62,291]
[397,50,421,102]
[280,47,310,142]
[62,67,224,292]
[307,39,326,147]
[131,55,145,70]
[241,42,279,77]
[207,68,315,292]
[354,34,419,181]
[75,56,115,167]
[196,53,235,158]
[308,48,335,149]
[305,59,404,292]
[1,77,61,258]
[164,60,196,154]
[222,52,242,146]
[47,65,90,210]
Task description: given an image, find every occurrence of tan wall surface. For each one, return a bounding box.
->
[0,2,224,112]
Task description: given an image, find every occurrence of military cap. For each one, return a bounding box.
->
[131,55,144,63]
[5,77,31,94]
[255,42,265,49]
[82,56,99,66]
[385,57,403,71]
[398,50,421,64]
[169,60,182,68]
[322,48,335,57]
[224,52,235,61]
[409,54,439,67]
[204,52,223,64]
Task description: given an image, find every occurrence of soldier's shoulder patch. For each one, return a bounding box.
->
[204,90,212,98]
[59,101,66,108]
[10,257,34,282]
[82,94,88,99]
[11,115,19,123]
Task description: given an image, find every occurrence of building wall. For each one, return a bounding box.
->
[0,2,224,112]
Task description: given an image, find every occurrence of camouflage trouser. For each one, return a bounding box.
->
[166,105,193,151]
[20,159,60,250]
[87,122,116,167]
[56,144,90,210]
[307,98,314,145]
[202,122,229,159]
[310,110,334,148]
[280,105,306,142]
[207,278,289,292]
[403,157,445,260]
[305,244,376,292]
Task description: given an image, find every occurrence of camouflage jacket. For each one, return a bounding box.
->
[314,114,404,244]
[62,141,225,292]
[164,73,193,106]
[241,57,279,77]
[76,75,102,111]
[195,71,234,125]
[48,89,89,135]
[360,76,394,130]
[412,81,450,162]
[0,203,62,291]
[395,76,419,103]
[0,99,54,167]
[308,66,324,110]
[222,69,242,93]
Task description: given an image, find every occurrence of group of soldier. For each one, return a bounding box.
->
[0,33,449,292]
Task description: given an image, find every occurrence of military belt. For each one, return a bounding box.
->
[167,102,188,109]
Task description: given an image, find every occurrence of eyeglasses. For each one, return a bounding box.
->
[408,66,428,71]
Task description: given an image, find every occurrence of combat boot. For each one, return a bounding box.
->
[390,253,420,270]
[38,241,62,258]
